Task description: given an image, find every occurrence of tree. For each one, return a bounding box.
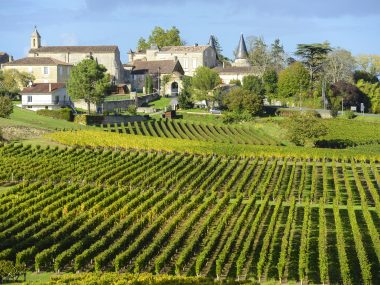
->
[278,62,310,99]
[356,54,380,77]
[223,87,263,121]
[262,68,278,101]
[137,26,184,51]
[242,75,265,96]
[210,35,229,62]
[144,75,153,94]
[329,80,369,110]
[0,69,34,98]
[67,58,110,114]
[178,76,193,109]
[356,79,380,113]
[229,79,241,86]
[295,42,332,88]
[353,70,379,84]
[191,66,222,107]
[271,38,286,72]
[247,36,271,75]
[285,112,328,146]
[0,95,13,118]
[324,48,356,84]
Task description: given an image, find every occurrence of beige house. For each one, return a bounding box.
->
[213,34,259,84]
[20,83,70,111]
[27,27,124,83]
[124,60,184,95]
[2,57,72,83]
[128,44,217,76]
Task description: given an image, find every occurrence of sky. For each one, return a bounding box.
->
[1,0,380,63]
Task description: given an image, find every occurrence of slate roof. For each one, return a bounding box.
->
[3,57,71,66]
[21,83,66,94]
[29,45,118,54]
[129,60,184,75]
[236,34,248,59]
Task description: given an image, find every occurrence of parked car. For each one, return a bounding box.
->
[209,108,222,114]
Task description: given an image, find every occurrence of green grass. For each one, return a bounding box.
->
[104,94,131,101]
[352,115,380,123]
[148,97,173,109]
[4,271,54,284]
[0,107,88,131]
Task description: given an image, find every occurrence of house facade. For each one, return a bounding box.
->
[124,60,184,95]
[27,27,124,83]
[128,44,217,76]
[2,57,72,84]
[20,83,70,111]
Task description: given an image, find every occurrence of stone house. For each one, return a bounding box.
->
[20,83,71,111]
[2,57,72,84]
[124,60,184,95]
[128,43,217,76]
[27,27,124,83]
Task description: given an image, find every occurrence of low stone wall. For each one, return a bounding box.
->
[74,93,159,113]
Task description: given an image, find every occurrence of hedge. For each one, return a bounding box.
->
[37,108,74,121]
[74,114,104,125]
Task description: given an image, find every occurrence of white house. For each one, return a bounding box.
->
[20,83,71,111]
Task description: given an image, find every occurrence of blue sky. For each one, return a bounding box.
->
[1,0,379,62]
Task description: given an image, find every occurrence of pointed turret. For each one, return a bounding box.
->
[232,33,250,67]
[236,33,248,59]
[31,25,41,49]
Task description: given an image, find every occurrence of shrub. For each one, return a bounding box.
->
[343,111,357,119]
[37,108,74,121]
[0,96,13,118]
[127,105,137,115]
[74,114,104,125]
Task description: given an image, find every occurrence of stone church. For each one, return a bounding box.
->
[27,27,124,83]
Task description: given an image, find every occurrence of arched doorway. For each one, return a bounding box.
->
[171,82,179,96]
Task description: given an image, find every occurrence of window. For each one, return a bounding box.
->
[192,58,197,69]
[184,58,188,69]
[27,96,32,103]
[54,96,59,104]
[43,66,49,75]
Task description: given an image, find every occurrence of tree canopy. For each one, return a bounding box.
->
[67,58,110,114]
[242,75,265,97]
[324,48,355,84]
[278,62,310,98]
[137,26,184,51]
[0,95,13,118]
[191,66,222,107]
[0,69,34,97]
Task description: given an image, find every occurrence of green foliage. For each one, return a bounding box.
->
[144,75,153,94]
[343,110,357,119]
[356,54,380,77]
[0,260,26,283]
[329,80,368,111]
[270,38,286,72]
[353,70,379,84]
[127,105,137,115]
[356,79,380,113]
[191,67,222,106]
[229,79,241,86]
[262,68,278,100]
[74,114,104,125]
[0,95,13,118]
[242,75,265,96]
[278,62,310,98]
[37,108,74,121]
[137,26,184,51]
[224,87,263,120]
[285,112,328,146]
[161,74,172,95]
[0,69,35,98]
[67,59,110,114]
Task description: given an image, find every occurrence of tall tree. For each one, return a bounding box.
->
[295,42,332,88]
[191,66,222,107]
[0,69,34,97]
[224,87,263,118]
[271,38,286,72]
[0,95,13,118]
[356,54,380,77]
[67,58,110,114]
[278,62,310,99]
[137,26,184,51]
[262,68,278,101]
[242,75,265,97]
[324,48,356,84]
[356,79,380,114]
[247,36,271,75]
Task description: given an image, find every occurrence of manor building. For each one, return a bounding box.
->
[27,27,124,83]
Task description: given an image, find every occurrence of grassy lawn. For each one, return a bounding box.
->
[104,94,131,101]
[148,97,173,109]
[0,106,88,131]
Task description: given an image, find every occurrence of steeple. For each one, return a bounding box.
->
[236,33,248,59]
[31,25,41,49]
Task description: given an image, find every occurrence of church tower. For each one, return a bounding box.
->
[233,34,250,67]
[31,26,41,49]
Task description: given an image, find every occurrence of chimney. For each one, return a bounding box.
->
[49,83,52,92]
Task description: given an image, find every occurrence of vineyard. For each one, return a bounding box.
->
[98,120,279,146]
[1,143,380,284]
